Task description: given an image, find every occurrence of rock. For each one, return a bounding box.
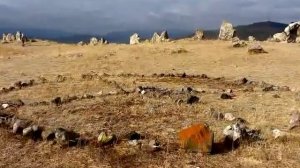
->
[77,41,84,46]
[151,32,160,43]
[1,104,9,109]
[206,108,224,120]
[220,93,233,99]
[2,33,6,43]
[130,33,140,45]
[15,31,21,42]
[223,123,261,142]
[89,37,98,46]
[13,119,29,134]
[232,37,247,48]
[248,36,256,42]
[218,21,236,40]
[51,97,62,106]
[272,129,286,139]
[151,31,169,43]
[5,33,15,42]
[289,110,300,130]
[224,113,236,121]
[178,123,214,153]
[284,21,300,43]
[148,139,162,152]
[6,99,24,107]
[235,77,248,85]
[193,29,204,40]
[248,43,267,54]
[187,95,200,104]
[273,32,287,42]
[97,131,117,146]
[54,128,81,146]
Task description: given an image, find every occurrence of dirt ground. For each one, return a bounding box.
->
[1,40,300,168]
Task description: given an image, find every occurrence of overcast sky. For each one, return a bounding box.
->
[0,0,299,34]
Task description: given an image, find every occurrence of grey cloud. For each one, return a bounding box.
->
[0,0,299,34]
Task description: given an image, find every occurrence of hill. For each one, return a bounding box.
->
[0,21,288,43]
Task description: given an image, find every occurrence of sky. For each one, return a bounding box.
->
[0,0,299,34]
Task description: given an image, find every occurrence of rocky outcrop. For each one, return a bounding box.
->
[273,32,287,42]
[129,33,140,45]
[151,31,170,43]
[219,21,236,40]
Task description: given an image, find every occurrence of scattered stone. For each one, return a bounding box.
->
[187,95,200,104]
[248,42,267,54]
[224,113,236,121]
[273,94,281,98]
[289,110,300,130]
[193,29,204,40]
[5,99,25,107]
[220,93,233,99]
[178,123,214,153]
[219,21,236,40]
[130,33,140,45]
[206,108,224,120]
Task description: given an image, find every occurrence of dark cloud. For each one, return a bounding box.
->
[0,0,299,34]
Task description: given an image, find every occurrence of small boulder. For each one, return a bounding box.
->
[179,123,214,153]
[77,41,84,46]
[232,37,247,48]
[272,129,286,139]
[248,43,267,54]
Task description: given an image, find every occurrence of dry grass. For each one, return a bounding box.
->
[1,40,300,167]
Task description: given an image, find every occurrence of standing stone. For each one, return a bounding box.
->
[6,33,15,42]
[193,29,204,40]
[219,21,236,40]
[2,33,6,42]
[16,31,21,42]
[77,41,84,46]
[89,37,98,46]
[98,38,108,44]
[151,32,161,43]
[130,33,140,45]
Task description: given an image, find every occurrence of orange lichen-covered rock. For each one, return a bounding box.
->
[178,123,214,153]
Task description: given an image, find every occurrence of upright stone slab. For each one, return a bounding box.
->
[219,21,236,40]
[130,33,140,45]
